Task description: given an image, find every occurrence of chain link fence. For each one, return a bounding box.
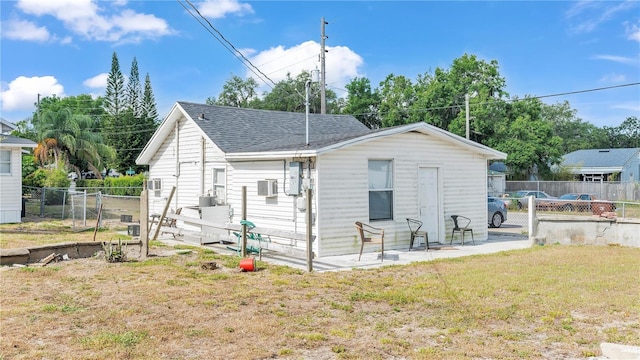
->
[22,186,141,231]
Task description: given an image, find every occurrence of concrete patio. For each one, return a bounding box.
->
[166,231,531,273]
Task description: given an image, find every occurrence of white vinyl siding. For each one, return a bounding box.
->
[316,131,488,257]
[0,148,23,223]
[147,116,226,216]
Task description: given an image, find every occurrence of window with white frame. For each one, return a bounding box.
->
[212,167,226,204]
[368,159,393,221]
[0,150,11,174]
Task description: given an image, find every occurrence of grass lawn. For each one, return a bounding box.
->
[1,222,639,359]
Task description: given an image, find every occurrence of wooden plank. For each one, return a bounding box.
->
[167,213,315,241]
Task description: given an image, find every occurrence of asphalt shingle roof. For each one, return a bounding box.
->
[561,148,640,168]
[0,134,37,147]
[177,101,371,153]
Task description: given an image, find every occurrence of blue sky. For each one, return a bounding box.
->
[1,0,638,129]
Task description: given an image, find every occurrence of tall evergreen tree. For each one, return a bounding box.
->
[126,57,142,117]
[104,52,125,117]
[142,73,158,123]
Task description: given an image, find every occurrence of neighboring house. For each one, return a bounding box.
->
[487,170,506,197]
[561,148,640,182]
[0,132,37,224]
[136,102,506,257]
[1,118,17,134]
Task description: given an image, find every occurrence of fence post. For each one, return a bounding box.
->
[97,192,103,228]
[83,189,87,227]
[306,188,313,272]
[40,187,45,217]
[61,189,66,220]
[528,196,536,242]
[140,186,149,258]
[241,186,247,258]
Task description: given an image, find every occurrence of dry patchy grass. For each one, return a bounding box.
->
[1,237,639,359]
[0,217,130,248]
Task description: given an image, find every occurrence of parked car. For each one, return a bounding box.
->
[82,171,97,179]
[505,190,555,209]
[539,193,616,213]
[488,196,508,228]
[104,168,122,177]
[67,172,78,181]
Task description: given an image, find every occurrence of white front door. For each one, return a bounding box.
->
[418,167,440,243]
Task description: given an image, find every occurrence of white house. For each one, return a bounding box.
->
[0,119,37,223]
[136,102,506,257]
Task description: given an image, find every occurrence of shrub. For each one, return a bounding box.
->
[103,240,128,263]
[23,167,70,204]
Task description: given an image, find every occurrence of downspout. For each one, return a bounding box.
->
[175,121,179,210]
[200,136,205,196]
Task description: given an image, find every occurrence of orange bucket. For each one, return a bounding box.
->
[239,257,256,272]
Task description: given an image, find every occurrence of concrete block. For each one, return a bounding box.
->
[600,342,640,360]
[0,248,30,265]
[76,242,103,258]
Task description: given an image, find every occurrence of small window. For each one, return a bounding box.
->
[212,168,226,204]
[368,160,393,221]
[0,150,10,174]
[148,178,162,197]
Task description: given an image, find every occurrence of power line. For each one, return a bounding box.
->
[342,82,640,118]
[178,0,276,88]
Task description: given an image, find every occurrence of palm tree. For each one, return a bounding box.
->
[37,108,115,177]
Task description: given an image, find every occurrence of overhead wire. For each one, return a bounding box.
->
[178,0,277,89]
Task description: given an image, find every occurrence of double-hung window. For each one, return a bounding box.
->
[0,150,11,174]
[212,167,226,204]
[368,159,393,221]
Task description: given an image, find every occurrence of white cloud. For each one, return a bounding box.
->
[593,54,638,66]
[566,0,638,34]
[83,73,108,89]
[246,41,363,96]
[14,0,173,43]
[625,22,640,42]
[198,0,254,19]
[600,73,627,83]
[612,101,640,112]
[1,19,50,42]
[0,76,65,112]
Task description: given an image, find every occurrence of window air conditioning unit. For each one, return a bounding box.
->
[148,178,162,191]
[257,179,278,197]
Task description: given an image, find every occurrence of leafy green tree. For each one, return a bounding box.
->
[542,101,609,154]
[207,75,259,108]
[342,77,381,128]
[209,72,339,113]
[488,97,563,180]
[604,116,640,148]
[412,54,508,135]
[377,74,415,127]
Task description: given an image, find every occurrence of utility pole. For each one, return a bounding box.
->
[320,17,328,114]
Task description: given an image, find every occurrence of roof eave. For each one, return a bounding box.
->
[225,149,318,161]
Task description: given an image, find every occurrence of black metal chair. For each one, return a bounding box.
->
[406,218,429,251]
[450,215,474,245]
